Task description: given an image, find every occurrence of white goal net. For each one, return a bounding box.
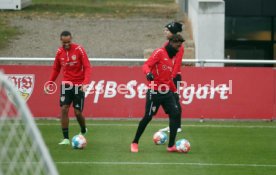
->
[0,72,58,175]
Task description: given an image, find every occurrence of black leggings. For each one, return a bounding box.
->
[173,74,182,128]
[132,90,180,147]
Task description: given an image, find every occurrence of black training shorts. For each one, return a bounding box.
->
[60,84,85,111]
[144,89,179,116]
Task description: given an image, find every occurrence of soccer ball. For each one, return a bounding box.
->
[71,135,87,149]
[153,131,168,145]
[176,139,191,153]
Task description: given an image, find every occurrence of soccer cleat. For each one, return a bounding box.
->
[167,145,178,152]
[58,139,70,145]
[169,128,182,133]
[159,127,182,133]
[79,128,88,136]
[130,143,139,153]
[159,126,169,132]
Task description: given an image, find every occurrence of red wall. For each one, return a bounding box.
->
[1,65,275,119]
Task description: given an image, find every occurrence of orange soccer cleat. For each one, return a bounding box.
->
[130,143,139,153]
[167,145,178,152]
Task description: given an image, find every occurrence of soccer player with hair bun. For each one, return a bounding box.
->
[131,34,185,153]
[159,22,185,133]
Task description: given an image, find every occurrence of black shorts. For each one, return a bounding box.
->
[144,90,179,116]
[60,84,85,111]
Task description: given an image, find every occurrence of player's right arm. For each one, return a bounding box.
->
[142,49,161,75]
[45,49,61,94]
[49,49,62,82]
[142,49,162,81]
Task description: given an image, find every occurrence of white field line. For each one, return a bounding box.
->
[35,123,276,128]
[55,161,276,167]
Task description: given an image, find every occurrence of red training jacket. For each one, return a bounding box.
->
[163,41,184,78]
[143,47,177,92]
[49,43,91,85]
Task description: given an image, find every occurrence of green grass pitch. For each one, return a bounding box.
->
[36,119,276,175]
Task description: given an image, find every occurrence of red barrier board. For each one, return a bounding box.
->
[0,65,274,119]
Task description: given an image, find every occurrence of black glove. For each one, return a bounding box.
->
[174,92,180,101]
[173,74,182,88]
[146,72,154,81]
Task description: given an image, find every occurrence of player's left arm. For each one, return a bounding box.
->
[169,79,177,93]
[172,45,184,78]
[79,47,91,91]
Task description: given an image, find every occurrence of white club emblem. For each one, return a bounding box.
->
[72,55,77,60]
[60,96,65,102]
[152,106,156,112]
[6,74,35,102]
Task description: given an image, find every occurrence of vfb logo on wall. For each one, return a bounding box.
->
[7,74,35,101]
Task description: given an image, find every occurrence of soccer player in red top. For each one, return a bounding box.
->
[159,22,184,133]
[131,34,185,153]
[45,31,91,145]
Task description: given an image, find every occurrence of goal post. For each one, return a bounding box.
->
[0,71,59,175]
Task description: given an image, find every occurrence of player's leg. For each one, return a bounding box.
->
[174,74,182,130]
[73,86,87,135]
[162,92,180,151]
[74,108,87,135]
[159,98,182,132]
[174,93,182,131]
[60,105,70,142]
[131,90,160,152]
[132,90,160,144]
[159,74,182,132]
[59,84,73,145]
[168,112,179,148]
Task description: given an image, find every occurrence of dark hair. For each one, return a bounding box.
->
[60,31,72,38]
[169,34,185,43]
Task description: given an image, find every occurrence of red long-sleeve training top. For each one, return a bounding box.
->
[143,47,177,92]
[163,41,184,78]
[49,43,91,85]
